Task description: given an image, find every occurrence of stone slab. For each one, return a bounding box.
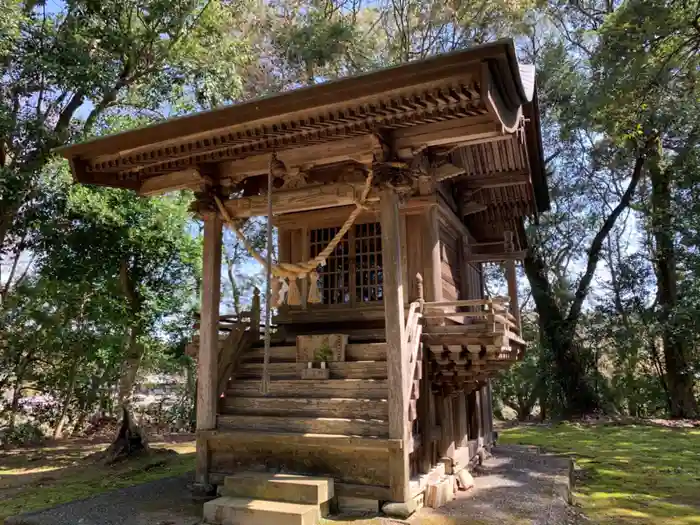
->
[203,496,319,525]
[220,472,334,505]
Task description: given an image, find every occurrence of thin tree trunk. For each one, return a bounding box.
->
[53,359,79,439]
[7,382,22,436]
[102,260,149,463]
[649,156,698,418]
[73,371,104,434]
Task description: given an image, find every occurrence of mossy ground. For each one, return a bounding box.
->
[0,440,195,524]
[500,422,700,524]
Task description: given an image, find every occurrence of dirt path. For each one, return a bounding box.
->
[412,445,578,525]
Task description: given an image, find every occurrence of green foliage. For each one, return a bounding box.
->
[501,423,700,524]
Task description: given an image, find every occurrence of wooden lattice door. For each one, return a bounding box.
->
[309,222,383,307]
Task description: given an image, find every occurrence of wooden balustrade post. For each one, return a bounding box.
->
[250,287,261,341]
[415,273,424,306]
[379,187,410,503]
[195,209,222,488]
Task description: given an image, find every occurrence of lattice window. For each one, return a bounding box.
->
[310,227,350,305]
[309,222,383,306]
[354,222,383,302]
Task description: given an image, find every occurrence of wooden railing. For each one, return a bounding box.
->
[421,296,521,338]
[189,288,265,397]
[403,275,425,423]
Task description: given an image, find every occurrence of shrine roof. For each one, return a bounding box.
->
[58,39,548,214]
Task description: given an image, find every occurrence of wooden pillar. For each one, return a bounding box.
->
[196,210,222,486]
[438,395,455,468]
[422,204,442,303]
[474,389,483,444]
[454,391,468,448]
[249,287,261,342]
[505,260,520,332]
[380,188,409,502]
[484,381,494,443]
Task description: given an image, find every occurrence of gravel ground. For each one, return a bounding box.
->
[5,474,202,525]
[6,445,578,525]
[412,445,580,525]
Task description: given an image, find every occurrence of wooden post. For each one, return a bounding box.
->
[505,260,520,333]
[475,388,483,445]
[422,205,443,304]
[484,381,494,443]
[250,287,261,341]
[380,188,409,502]
[438,395,455,470]
[196,210,222,487]
[455,391,468,449]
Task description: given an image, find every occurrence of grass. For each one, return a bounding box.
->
[500,422,700,525]
[0,440,195,524]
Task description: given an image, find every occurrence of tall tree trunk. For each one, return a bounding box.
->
[649,157,698,418]
[524,252,598,416]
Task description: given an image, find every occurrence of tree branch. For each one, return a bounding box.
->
[54,90,86,139]
[565,148,649,329]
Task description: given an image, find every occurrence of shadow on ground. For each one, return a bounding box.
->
[410,445,574,525]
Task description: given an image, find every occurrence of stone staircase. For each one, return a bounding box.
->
[203,472,334,525]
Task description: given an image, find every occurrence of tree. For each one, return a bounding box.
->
[40,179,200,457]
[0,0,254,259]
[588,0,700,417]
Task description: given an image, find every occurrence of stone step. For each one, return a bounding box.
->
[227,379,388,399]
[203,496,320,525]
[217,414,389,437]
[236,361,387,380]
[221,396,389,420]
[242,343,387,363]
[220,472,334,505]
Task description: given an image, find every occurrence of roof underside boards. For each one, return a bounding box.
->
[58,38,550,250]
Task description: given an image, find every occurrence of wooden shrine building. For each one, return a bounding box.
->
[60,39,548,517]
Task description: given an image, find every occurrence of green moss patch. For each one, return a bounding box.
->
[500,423,700,524]
[0,444,195,524]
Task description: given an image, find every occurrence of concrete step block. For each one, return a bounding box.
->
[203,496,320,525]
[220,472,334,505]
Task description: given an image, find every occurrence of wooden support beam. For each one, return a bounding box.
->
[431,163,465,181]
[196,210,222,486]
[464,250,526,263]
[380,187,410,503]
[462,201,487,216]
[219,135,382,180]
[223,182,379,218]
[139,168,202,196]
[462,170,530,189]
[505,260,521,332]
[392,116,504,150]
